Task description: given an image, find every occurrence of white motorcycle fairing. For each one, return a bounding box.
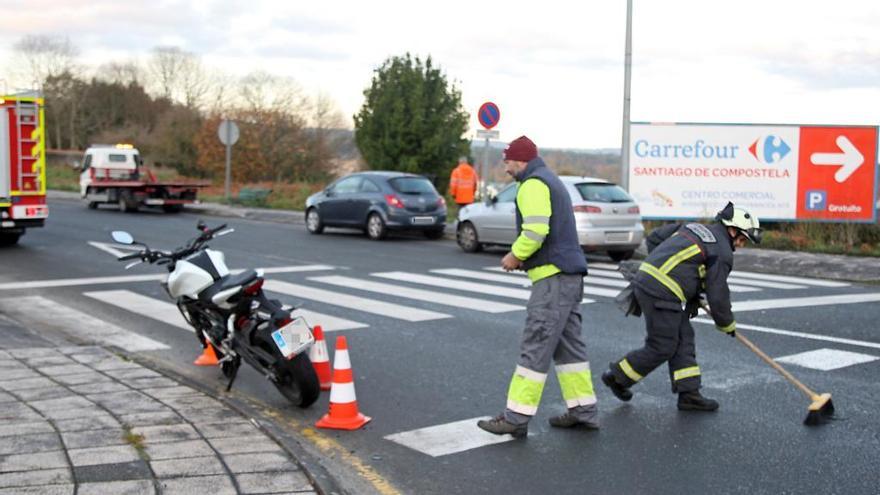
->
[166,249,230,299]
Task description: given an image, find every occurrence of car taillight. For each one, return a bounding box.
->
[243,279,264,295]
[628,206,640,214]
[385,194,405,209]
[574,205,601,213]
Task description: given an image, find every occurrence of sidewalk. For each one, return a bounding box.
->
[0,316,320,494]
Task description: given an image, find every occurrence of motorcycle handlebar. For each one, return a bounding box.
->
[118,252,142,261]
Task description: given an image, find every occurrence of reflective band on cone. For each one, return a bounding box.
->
[308,325,332,391]
[316,335,371,430]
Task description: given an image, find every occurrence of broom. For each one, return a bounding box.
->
[700,303,834,426]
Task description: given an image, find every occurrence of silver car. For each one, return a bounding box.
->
[456,176,644,261]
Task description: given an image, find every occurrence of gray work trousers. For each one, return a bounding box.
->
[504,272,598,425]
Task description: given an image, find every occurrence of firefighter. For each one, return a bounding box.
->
[448,156,479,208]
[602,202,762,411]
[477,136,598,437]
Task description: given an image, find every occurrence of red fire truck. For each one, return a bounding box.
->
[0,94,48,246]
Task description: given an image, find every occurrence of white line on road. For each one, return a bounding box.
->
[0,296,168,351]
[376,271,534,299]
[691,318,880,350]
[88,241,142,258]
[726,277,806,290]
[0,265,335,291]
[385,417,519,457]
[265,280,451,322]
[727,270,849,288]
[774,348,878,371]
[84,290,191,331]
[289,309,368,332]
[309,275,523,313]
[433,269,608,299]
[732,293,880,312]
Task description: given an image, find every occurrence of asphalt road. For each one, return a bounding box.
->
[2,198,879,494]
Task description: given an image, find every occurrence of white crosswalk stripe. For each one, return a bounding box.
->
[374,271,596,302]
[728,270,849,288]
[288,309,368,332]
[265,280,451,322]
[429,269,610,299]
[726,277,806,290]
[589,262,845,289]
[309,275,523,313]
[85,290,191,331]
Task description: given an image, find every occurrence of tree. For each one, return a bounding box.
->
[353,53,469,191]
[10,35,79,90]
[147,46,208,109]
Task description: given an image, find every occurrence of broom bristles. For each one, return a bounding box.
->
[803,395,834,426]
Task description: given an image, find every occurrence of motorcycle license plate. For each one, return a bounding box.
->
[271,317,314,360]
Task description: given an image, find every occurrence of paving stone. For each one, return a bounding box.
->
[223,452,298,474]
[0,401,42,421]
[0,392,17,404]
[0,467,71,488]
[91,359,142,372]
[0,450,68,472]
[74,460,152,483]
[14,386,75,402]
[37,364,94,376]
[145,440,215,460]
[88,391,156,409]
[162,395,222,410]
[0,369,41,380]
[0,350,10,359]
[194,421,260,439]
[69,351,120,366]
[0,484,74,495]
[42,407,110,421]
[30,396,96,412]
[57,346,100,356]
[7,348,56,358]
[177,408,240,424]
[23,356,76,367]
[70,381,131,395]
[103,368,161,381]
[150,455,226,478]
[158,475,236,495]
[61,429,128,449]
[0,377,56,391]
[132,424,199,444]
[54,415,121,433]
[0,420,54,437]
[209,436,284,456]
[140,387,201,400]
[67,445,141,467]
[127,377,179,390]
[118,411,182,427]
[235,471,312,494]
[53,372,112,386]
[77,479,154,495]
[0,432,62,455]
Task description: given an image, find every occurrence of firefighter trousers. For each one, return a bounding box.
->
[504,273,598,426]
[610,286,701,394]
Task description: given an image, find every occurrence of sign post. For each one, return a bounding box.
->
[217,119,240,202]
[477,102,500,200]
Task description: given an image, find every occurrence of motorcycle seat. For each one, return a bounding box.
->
[199,269,260,302]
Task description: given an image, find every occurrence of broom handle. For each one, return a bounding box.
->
[699,303,818,400]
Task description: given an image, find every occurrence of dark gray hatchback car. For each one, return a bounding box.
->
[305,171,447,240]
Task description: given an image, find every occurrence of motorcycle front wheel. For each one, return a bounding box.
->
[273,353,320,408]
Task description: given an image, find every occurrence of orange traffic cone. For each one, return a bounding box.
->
[309,325,332,391]
[193,344,219,366]
[316,336,371,430]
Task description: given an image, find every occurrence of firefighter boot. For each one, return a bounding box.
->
[477,414,527,438]
[601,370,633,402]
[549,412,600,430]
[677,391,719,412]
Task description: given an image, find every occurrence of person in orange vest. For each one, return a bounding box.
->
[449,156,479,208]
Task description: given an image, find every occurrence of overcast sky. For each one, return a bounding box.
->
[1,0,878,149]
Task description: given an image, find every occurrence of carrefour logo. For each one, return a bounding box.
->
[749,135,791,164]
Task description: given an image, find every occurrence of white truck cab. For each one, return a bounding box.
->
[79,144,142,197]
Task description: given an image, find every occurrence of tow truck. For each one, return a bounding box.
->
[0,94,48,246]
[79,144,208,213]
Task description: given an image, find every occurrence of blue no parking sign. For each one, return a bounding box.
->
[478,102,500,130]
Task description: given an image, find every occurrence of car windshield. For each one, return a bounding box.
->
[389,177,436,194]
[574,183,633,203]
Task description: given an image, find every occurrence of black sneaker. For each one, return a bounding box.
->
[477,414,528,438]
[677,391,719,411]
[601,370,633,402]
[548,412,599,430]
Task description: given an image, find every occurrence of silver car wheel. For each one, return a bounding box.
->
[457,222,481,252]
[306,208,323,234]
[367,214,385,240]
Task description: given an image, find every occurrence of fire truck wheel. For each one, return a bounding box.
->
[118,196,138,213]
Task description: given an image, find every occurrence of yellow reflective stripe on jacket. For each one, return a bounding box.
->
[512,179,551,261]
[639,263,686,302]
[658,244,702,274]
[619,358,643,382]
[556,362,597,407]
[527,264,561,283]
[673,366,701,381]
[506,365,547,416]
[718,321,736,333]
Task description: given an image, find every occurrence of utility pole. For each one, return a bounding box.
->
[621,0,633,191]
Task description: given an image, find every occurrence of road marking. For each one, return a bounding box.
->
[290,309,368,332]
[0,265,334,291]
[309,275,523,313]
[426,270,606,299]
[691,318,880,350]
[0,296,168,351]
[265,280,450,322]
[88,241,142,258]
[728,270,849,288]
[732,293,880,312]
[774,348,878,371]
[433,268,531,287]
[84,290,191,331]
[385,417,518,457]
[726,277,806,290]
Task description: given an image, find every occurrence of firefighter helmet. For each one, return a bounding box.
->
[716,202,762,244]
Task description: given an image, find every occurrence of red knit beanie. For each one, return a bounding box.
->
[503,136,538,162]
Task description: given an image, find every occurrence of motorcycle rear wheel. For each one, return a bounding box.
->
[273,353,320,408]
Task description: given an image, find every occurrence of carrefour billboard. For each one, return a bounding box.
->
[628,123,879,222]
